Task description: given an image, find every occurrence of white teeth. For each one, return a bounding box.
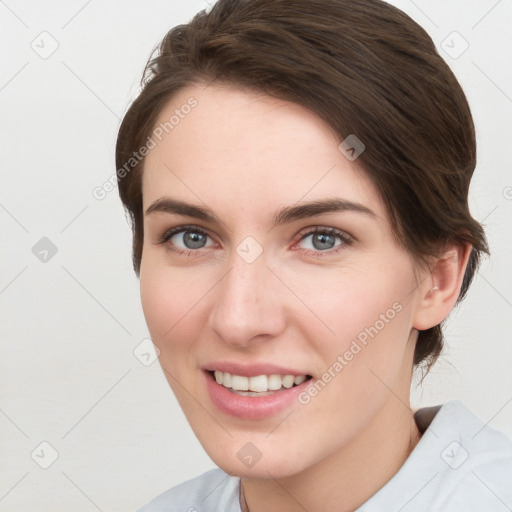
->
[294,375,307,385]
[212,371,308,393]
[231,375,249,391]
[282,375,295,388]
[268,374,283,391]
[248,375,268,392]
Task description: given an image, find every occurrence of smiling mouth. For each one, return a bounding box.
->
[209,370,313,396]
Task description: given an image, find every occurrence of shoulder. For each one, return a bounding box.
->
[434,400,512,466]
[432,400,512,510]
[136,468,241,512]
[358,400,512,512]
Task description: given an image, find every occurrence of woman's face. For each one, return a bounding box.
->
[140,83,428,478]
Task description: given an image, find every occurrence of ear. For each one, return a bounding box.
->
[413,243,473,331]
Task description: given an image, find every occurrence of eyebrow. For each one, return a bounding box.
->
[145,197,377,226]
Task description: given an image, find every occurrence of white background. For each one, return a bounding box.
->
[1,0,511,510]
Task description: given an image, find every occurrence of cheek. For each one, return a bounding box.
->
[284,261,414,351]
[288,260,417,415]
[303,266,416,404]
[139,263,207,354]
[140,269,175,342]
[139,264,212,410]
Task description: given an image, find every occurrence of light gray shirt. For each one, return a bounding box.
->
[137,400,512,511]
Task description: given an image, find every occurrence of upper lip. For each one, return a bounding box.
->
[202,361,310,377]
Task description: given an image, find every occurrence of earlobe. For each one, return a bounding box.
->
[413,244,472,331]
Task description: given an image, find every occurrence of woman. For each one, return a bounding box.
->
[116,0,512,510]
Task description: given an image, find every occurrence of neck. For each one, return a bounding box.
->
[241,398,422,512]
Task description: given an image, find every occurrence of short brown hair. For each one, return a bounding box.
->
[116,0,489,370]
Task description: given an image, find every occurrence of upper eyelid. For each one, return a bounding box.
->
[160,224,349,236]
[159,224,210,243]
[299,226,351,237]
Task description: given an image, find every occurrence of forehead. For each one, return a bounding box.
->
[142,83,383,220]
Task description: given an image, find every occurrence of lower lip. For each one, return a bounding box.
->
[204,371,311,421]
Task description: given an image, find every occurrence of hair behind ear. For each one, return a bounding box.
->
[458,247,480,302]
[414,325,442,367]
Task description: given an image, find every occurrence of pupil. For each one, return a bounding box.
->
[313,233,334,250]
[184,231,206,249]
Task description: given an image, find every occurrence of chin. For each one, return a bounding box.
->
[199,434,314,480]
[216,455,306,480]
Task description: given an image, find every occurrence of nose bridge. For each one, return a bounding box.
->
[209,248,284,345]
[228,257,262,307]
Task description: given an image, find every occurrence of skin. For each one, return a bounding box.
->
[139,82,471,512]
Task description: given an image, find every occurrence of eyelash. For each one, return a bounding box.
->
[158,225,212,258]
[296,227,353,258]
[157,225,353,258]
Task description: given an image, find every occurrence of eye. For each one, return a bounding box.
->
[158,225,217,255]
[295,227,353,256]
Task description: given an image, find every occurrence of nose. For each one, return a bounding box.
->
[208,251,287,348]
